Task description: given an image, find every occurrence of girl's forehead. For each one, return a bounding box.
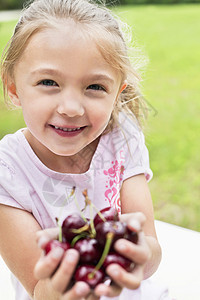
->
[24,20,103,55]
[21,21,115,67]
[23,28,99,65]
[15,21,122,83]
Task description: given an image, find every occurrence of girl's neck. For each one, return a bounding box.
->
[23,129,99,174]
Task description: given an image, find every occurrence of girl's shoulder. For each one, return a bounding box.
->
[0,129,22,150]
[97,112,152,182]
[0,129,25,177]
[0,130,33,212]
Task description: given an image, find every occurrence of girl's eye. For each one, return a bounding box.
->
[38,79,58,87]
[87,84,106,91]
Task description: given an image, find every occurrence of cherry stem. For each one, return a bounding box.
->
[71,232,88,247]
[58,187,75,218]
[81,192,91,212]
[58,227,62,243]
[70,224,89,234]
[88,271,95,279]
[55,217,62,243]
[83,190,106,223]
[56,187,76,242]
[93,232,114,273]
[93,207,106,223]
[89,204,96,237]
[73,192,88,223]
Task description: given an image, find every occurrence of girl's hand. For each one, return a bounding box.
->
[94,212,151,298]
[34,228,94,300]
[34,212,150,299]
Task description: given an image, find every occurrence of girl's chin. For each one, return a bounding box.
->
[49,146,87,157]
[50,150,80,157]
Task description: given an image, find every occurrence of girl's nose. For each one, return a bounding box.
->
[57,90,85,117]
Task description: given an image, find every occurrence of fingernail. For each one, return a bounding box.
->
[65,249,79,262]
[38,236,49,248]
[129,220,140,231]
[95,284,108,296]
[51,247,64,259]
[95,280,112,296]
[107,265,120,277]
[115,240,127,251]
[76,282,89,296]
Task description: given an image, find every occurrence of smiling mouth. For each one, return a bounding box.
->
[50,125,85,132]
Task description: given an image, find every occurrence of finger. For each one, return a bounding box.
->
[94,281,122,298]
[114,233,150,265]
[36,228,60,240]
[36,228,60,249]
[87,292,100,300]
[51,249,79,293]
[61,281,91,300]
[120,212,146,232]
[34,246,65,279]
[106,263,143,290]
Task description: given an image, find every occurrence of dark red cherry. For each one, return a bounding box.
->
[74,238,101,263]
[94,207,119,227]
[103,252,134,272]
[126,228,139,244]
[44,240,70,255]
[95,221,127,248]
[74,265,105,289]
[62,213,87,242]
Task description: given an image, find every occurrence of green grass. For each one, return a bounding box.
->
[0,20,26,135]
[115,5,200,231]
[0,5,200,231]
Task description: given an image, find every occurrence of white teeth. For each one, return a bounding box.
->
[54,126,81,132]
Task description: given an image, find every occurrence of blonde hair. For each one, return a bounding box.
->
[1,0,147,130]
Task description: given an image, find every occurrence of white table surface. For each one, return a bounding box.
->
[151,221,200,299]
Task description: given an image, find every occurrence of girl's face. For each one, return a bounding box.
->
[9,20,125,165]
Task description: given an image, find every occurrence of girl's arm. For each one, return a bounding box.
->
[0,204,41,298]
[0,204,91,300]
[120,173,162,278]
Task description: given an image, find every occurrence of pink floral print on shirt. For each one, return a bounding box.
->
[103,151,125,213]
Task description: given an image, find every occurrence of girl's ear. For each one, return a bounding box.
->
[119,80,128,94]
[113,80,128,107]
[7,80,21,106]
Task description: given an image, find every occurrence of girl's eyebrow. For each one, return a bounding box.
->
[86,74,115,84]
[30,68,65,78]
[30,68,115,84]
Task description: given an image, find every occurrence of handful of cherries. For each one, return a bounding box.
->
[45,190,138,289]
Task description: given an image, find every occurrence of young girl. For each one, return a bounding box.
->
[0,0,169,299]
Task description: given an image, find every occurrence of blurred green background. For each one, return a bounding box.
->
[0,0,200,9]
[0,3,199,231]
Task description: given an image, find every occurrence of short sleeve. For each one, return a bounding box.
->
[0,159,32,211]
[121,121,153,182]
